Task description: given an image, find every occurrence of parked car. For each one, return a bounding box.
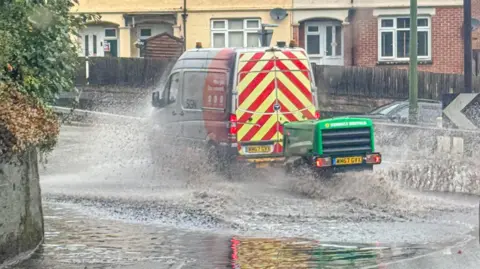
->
[363,99,442,126]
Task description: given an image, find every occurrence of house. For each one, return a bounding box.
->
[292,0,467,74]
[72,0,476,74]
[71,1,180,58]
[71,0,292,58]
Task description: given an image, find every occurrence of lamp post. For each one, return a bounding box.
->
[408,0,418,124]
[182,0,187,51]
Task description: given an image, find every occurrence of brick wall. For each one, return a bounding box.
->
[351,9,378,67]
[472,0,480,49]
[427,8,464,73]
[351,7,464,74]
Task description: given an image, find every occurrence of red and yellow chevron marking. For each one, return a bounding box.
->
[236,50,316,155]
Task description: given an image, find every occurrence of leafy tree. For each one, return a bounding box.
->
[0,0,97,156]
[0,0,97,103]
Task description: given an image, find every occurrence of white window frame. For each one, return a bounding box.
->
[304,21,343,58]
[377,16,432,62]
[210,19,261,48]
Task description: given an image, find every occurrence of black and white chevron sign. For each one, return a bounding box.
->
[442,93,480,130]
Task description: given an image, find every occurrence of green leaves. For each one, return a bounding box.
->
[0,0,96,154]
[0,0,96,103]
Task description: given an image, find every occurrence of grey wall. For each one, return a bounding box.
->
[0,148,44,266]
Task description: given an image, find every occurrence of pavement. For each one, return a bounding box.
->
[9,123,480,268]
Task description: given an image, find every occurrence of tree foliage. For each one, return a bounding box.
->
[0,0,97,156]
[0,0,97,102]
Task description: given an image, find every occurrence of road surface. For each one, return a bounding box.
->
[12,123,479,268]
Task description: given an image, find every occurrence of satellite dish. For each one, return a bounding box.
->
[472,18,480,31]
[270,8,288,21]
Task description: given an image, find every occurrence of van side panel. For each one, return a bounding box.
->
[201,48,235,144]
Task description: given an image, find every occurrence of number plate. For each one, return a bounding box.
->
[334,156,363,165]
[246,146,271,154]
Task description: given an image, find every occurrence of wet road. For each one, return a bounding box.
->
[12,123,480,268]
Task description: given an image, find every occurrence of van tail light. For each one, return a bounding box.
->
[315,110,321,119]
[228,113,237,142]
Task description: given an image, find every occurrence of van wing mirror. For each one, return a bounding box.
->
[152,91,165,108]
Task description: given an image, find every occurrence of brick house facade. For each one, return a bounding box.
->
[293,4,470,74]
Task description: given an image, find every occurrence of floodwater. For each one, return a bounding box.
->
[13,202,438,269]
[9,122,479,268]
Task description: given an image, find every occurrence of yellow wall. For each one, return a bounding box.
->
[73,1,294,56]
[87,13,124,25]
[293,0,461,9]
[185,11,291,49]
[73,0,289,13]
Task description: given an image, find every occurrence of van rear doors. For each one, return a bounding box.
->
[235,49,317,157]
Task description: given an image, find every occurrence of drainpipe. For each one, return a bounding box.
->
[349,0,355,66]
[182,0,188,51]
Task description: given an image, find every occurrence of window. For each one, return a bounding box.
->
[305,22,342,56]
[140,29,152,37]
[84,35,89,56]
[163,73,180,105]
[93,35,97,55]
[182,71,227,110]
[211,19,261,48]
[105,29,117,38]
[378,17,431,61]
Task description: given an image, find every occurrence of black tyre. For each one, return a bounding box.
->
[206,143,222,173]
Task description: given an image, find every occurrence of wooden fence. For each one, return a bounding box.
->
[74,57,480,100]
[313,65,480,100]
[75,57,173,87]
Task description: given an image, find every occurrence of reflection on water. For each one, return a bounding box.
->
[13,202,434,269]
[230,237,433,269]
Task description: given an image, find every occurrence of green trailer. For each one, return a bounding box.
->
[283,117,381,175]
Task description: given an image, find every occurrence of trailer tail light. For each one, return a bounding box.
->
[366,153,382,164]
[315,110,321,119]
[228,113,237,142]
[315,157,332,167]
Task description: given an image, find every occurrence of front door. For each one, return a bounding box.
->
[80,27,105,57]
[305,21,344,66]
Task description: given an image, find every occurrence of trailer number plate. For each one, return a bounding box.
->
[246,146,271,154]
[334,156,363,165]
